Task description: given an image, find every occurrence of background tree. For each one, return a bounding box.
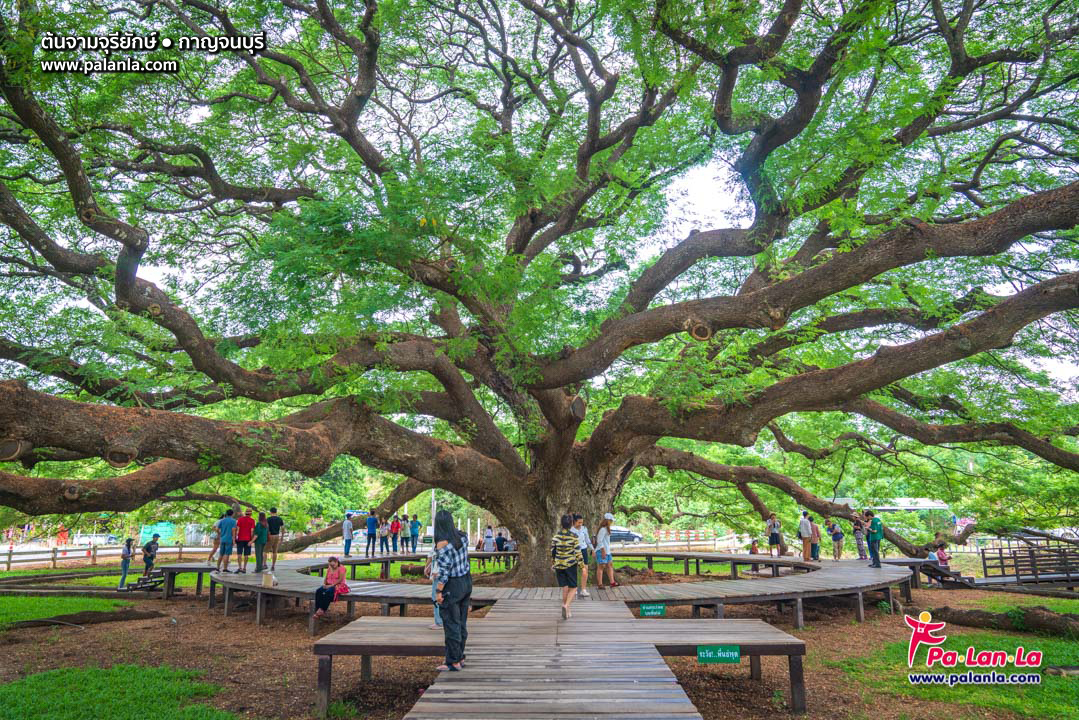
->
[0,0,1077,582]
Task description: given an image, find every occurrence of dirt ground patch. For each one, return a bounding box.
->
[0,585,1039,719]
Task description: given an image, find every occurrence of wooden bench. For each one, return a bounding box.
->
[313,600,807,718]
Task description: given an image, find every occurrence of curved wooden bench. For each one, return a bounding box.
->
[178,550,910,634]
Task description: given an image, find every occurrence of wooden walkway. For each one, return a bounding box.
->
[164,552,910,633]
[315,599,807,719]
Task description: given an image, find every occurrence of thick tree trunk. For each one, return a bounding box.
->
[494,465,615,587]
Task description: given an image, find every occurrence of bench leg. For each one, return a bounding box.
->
[223,587,232,617]
[399,603,407,617]
[772,564,779,577]
[885,586,894,611]
[691,605,701,618]
[714,603,724,619]
[683,558,690,575]
[793,597,804,629]
[347,601,355,619]
[696,559,701,575]
[910,568,921,589]
[855,592,864,622]
[647,557,653,570]
[255,591,264,626]
[730,561,737,579]
[208,579,216,609]
[361,655,372,681]
[309,601,318,636]
[788,655,806,713]
[196,572,204,598]
[316,655,332,719]
[162,572,172,599]
[902,579,912,603]
[351,564,357,580]
[750,655,761,680]
[380,603,390,616]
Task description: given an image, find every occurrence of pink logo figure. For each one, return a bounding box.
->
[904,610,947,667]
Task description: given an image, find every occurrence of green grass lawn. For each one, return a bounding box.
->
[0,665,238,720]
[978,594,1079,616]
[0,596,130,629]
[829,629,1079,719]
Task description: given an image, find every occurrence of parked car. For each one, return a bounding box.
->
[609,526,642,544]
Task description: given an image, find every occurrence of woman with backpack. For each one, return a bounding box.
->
[433,510,471,672]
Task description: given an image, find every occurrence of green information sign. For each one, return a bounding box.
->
[639,603,666,617]
[697,645,741,664]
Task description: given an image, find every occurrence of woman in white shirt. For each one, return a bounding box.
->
[595,513,618,588]
[482,525,495,553]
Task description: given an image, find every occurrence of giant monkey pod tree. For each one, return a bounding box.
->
[0,0,1077,583]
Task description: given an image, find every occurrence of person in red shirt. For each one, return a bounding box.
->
[390,516,402,553]
[235,509,256,573]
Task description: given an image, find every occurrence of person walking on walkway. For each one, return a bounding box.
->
[236,509,256,573]
[142,534,160,576]
[254,511,269,573]
[425,544,443,630]
[809,517,821,561]
[342,513,354,557]
[216,509,237,573]
[866,510,883,568]
[400,513,412,554]
[798,511,812,561]
[552,514,580,619]
[595,513,618,589]
[118,538,134,590]
[267,508,284,571]
[852,514,868,560]
[410,515,421,552]
[313,556,348,618]
[766,513,782,557]
[571,514,594,597]
[366,510,378,557]
[433,509,471,672]
[207,513,223,564]
[379,518,391,554]
[825,519,844,561]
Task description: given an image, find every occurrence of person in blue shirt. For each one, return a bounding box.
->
[365,509,379,557]
[410,515,422,552]
[215,509,238,573]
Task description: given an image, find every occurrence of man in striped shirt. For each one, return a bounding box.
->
[551,514,580,619]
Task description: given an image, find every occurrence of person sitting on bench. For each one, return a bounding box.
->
[314,556,349,618]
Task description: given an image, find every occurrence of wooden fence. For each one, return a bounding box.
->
[2,544,212,572]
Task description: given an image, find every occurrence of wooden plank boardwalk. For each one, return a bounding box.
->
[164,553,910,634]
[315,599,807,719]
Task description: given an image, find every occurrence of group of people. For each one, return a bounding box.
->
[551,512,618,619]
[474,526,518,569]
[342,511,423,557]
[764,509,886,568]
[116,533,162,589]
[208,507,286,574]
